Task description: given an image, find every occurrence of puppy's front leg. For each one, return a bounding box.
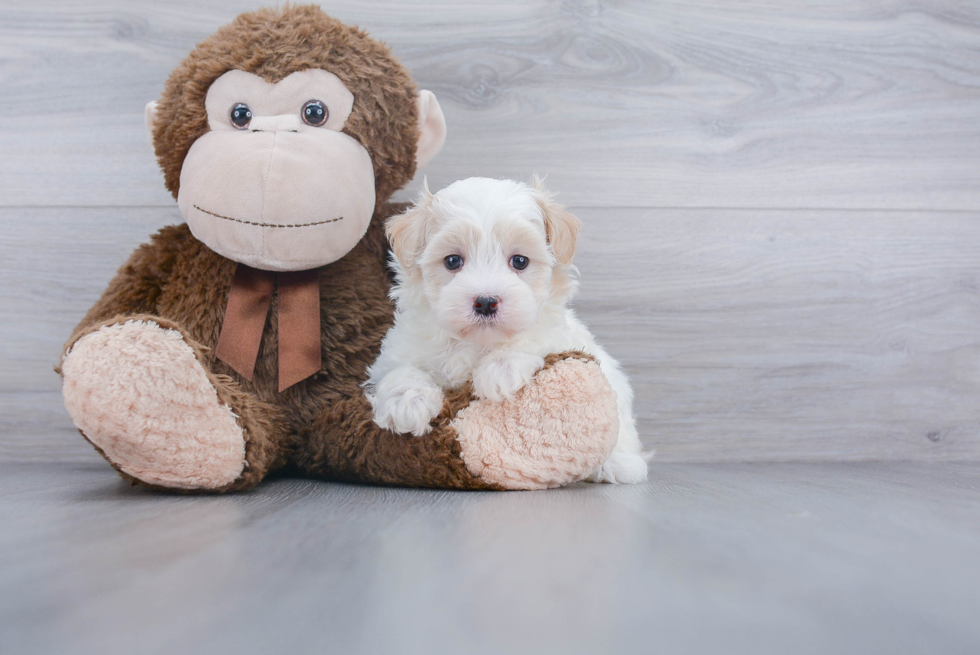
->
[472,351,545,403]
[370,366,445,437]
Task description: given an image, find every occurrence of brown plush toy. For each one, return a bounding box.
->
[57,5,620,492]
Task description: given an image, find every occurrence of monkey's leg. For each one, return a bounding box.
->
[60,315,288,492]
[293,352,620,490]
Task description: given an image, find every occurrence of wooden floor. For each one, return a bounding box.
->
[3,460,979,655]
[1,1,979,653]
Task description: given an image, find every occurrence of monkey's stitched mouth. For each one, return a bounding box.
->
[193,205,344,228]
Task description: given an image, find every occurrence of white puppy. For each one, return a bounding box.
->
[365,177,648,484]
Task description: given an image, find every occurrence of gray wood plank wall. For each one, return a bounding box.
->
[1,0,978,462]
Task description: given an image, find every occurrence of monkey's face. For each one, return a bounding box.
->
[147,6,448,271]
[176,69,376,272]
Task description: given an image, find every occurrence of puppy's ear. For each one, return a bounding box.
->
[386,181,438,270]
[533,180,581,265]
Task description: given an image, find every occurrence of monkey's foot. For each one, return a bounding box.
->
[453,353,620,490]
[61,319,246,491]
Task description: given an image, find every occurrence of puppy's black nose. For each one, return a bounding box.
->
[473,295,499,317]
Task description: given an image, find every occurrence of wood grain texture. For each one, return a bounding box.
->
[1,461,978,654]
[2,206,978,462]
[0,1,978,462]
[574,207,980,461]
[0,0,979,208]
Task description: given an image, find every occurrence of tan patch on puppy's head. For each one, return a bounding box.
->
[386,180,441,272]
[531,176,581,266]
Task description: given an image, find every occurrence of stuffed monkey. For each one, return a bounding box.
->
[58,5,619,492]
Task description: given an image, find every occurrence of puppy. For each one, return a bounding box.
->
[365,177,648,484]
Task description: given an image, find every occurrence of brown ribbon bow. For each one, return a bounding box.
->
[215,264,322,392]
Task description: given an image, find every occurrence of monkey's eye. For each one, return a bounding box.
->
[230,103,252,130]
[444,255,463,271]
[510,255,529,271]
[302,100,329,127]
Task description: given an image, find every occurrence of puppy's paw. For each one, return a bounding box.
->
[472,351,546,403]
[589,451,649,484]
[370,367,444,437]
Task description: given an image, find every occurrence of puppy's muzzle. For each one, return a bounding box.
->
[473,295,499,317]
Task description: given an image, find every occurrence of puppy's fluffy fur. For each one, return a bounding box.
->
[366,177,647,484]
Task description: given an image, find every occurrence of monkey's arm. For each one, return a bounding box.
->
[293,352,621,490]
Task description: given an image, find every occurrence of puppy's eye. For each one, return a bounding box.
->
[444,254,463,271]
[301,100,328,127]
[230,103,252,129]
[510,255,529,271]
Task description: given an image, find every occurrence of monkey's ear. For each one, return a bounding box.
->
[534,184,582,266]
[144,101,159,136]
[386,183,438,270]
[415,90,446,169]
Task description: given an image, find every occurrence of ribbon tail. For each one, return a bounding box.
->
[215,264,275,381]
[277,268,322,392]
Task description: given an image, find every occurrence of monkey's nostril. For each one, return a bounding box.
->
[473,295,499,317]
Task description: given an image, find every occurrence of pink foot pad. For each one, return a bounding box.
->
[453,355,619,490]
[61,320,246,490]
